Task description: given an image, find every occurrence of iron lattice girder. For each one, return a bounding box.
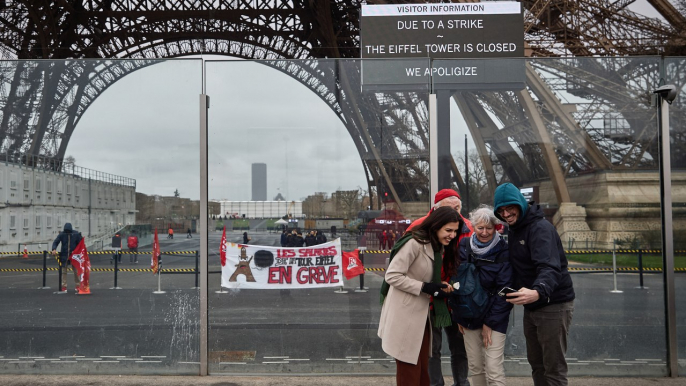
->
[0,0,682,204]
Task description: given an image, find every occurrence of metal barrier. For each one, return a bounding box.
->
[24,250,201,293]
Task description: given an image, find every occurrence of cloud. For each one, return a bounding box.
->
[67,59,366,202]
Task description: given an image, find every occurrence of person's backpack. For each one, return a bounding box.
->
[127,235,138,248]
[448,249,507,321]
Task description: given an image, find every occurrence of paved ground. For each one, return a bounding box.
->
[1,375,686,386]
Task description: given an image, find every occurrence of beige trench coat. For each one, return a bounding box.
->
[377,238,439,364]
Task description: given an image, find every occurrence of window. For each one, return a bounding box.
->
[47,215,52,228]
[57,180,63,194]
[46,179,52,193]
[35,178,41,192]
[66,183,71,195]
[75,183,80,197]
[23,217,29,229]
[10,215,15,229]
[10,172,17,190]
[35,215,41,227]
[23,178,29,190]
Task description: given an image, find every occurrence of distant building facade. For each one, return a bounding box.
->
[251,163,267,201]
[136,193,220,232]
[0,160,136,252]
[217,200,302,219]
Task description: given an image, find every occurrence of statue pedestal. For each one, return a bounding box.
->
[552,202,596,249]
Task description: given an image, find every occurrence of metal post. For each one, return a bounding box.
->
[199,92,209,375]
[655,84,678,377]
[610,239,623,293]
[110,252,122,289]
[355,248,368,293]
[193,250,199,289]
[465,134,469,213]
[153,259,166,294]
[38,251,50,289]
[636,250,647,289]
[429,94,438,202]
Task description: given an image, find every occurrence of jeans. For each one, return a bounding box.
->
[429,324,470,386]
[523,301,574,386]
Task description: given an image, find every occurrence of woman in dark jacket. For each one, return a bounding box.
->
[454,206,513,386]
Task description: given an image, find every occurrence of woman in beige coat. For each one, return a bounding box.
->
[379,206,464,385]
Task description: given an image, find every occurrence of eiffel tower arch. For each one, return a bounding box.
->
[0,1,684,229]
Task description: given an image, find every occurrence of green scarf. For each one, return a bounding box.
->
[380,233,452,328]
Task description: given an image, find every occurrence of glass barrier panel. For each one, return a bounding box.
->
[666,56,686,374]
[0,58,203,375]
[444,56,667,377]
[206,58,431,374]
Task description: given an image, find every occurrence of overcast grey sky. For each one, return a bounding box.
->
[69,59,367,202]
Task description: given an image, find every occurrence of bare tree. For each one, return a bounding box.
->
[333,189,364,220]
[454,149,492,211]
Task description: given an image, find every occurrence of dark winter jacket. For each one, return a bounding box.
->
[315,232,327,244]
[305,234,316,247]
[280,232,288,247]
[51,223,82,262]
[453,236,513,334]
[494,183,575,311]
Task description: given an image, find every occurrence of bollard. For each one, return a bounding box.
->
[110,253,122,289]
[193,250,199,289]
[610,242,623,293]
[355,249,368,293]
[38,251,50,289]
[636,250,648,289]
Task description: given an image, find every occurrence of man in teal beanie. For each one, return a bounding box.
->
[493,183,575,386]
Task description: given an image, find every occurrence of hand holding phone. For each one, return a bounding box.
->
[497,287,518,297]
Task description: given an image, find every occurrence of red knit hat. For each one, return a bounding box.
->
[434,189,461,204]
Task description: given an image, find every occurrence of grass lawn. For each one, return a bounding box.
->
[232,219,249,229]
[567,253,686,269]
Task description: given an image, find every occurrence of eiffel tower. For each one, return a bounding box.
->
[0,0,683,213]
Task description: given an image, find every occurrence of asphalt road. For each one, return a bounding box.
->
[1,230,685,377]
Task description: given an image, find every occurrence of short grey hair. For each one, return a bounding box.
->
[434,195,461,209]
[469,205,501,227]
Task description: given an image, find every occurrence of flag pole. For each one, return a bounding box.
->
[153,257,165,294]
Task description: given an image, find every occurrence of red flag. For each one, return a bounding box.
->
[151,228,161,274]
[342,249,364,280]
[220,226,227,267]
[69,238,91,294]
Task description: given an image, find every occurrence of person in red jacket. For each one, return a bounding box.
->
[407,188,474,386]
[127,230,139,264]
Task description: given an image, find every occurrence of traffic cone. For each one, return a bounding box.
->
[22,245,28,259]
[77,283,91,295]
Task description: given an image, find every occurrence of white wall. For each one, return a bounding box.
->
[0,163,136,252]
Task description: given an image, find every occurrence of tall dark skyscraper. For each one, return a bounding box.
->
[252,163,267,201]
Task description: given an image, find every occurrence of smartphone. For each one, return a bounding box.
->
[497,287,518,297]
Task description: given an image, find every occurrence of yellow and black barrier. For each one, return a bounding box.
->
[361,267,686,273]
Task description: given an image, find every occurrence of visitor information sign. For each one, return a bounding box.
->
[361,3,524,59]
[360,3,525,90]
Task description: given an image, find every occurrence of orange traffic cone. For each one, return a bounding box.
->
[22,245,28,259]
[77,283,91,295]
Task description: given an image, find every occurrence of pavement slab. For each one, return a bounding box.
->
[1,375,686,386]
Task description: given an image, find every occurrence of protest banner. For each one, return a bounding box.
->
[221,239,343,289]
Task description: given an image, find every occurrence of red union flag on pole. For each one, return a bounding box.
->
[342,249,364,280]
[69,238,91,294]
[220,226,227,267]
[151,228,161,274]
